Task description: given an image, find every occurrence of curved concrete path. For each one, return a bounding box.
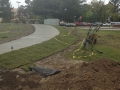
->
[0,24,59,54]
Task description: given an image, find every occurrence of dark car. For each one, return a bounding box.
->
[93,22,103,26]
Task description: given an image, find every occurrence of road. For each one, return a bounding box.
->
[77,26,120,30]
[0,24,59,54]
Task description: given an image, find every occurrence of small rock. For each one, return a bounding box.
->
[0,78,3,81]
[83,70,87,73]
[21,78,25,82]
[101,78,106,82]
[66,66,70,69]
[117,84,120,90]
[18,85,22,90]
[16,75,20,78]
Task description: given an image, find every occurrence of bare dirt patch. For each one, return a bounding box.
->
[0,58,120,90]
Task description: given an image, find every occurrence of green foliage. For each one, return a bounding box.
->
[103,3,120,22]
[86,9,93,22]
[31,0,85,22]
[0,0,12,22]
[25,0,31,5]
[109,0,120,12]
[16,0,120,22]
[60,0,81,22]
[32,0,60,16]
[85,0,120,22]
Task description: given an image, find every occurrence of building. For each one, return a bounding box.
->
[44,19,60,25]
[11,8,18,18]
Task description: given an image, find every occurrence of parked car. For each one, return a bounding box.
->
[88,23,92,26]
[74,21,84,26]
[83,22,88,26]
[102,23,111,26]
[111,22,120,27]
[93,22,103,26]
[59,21,66,26]
[65,23,76,27]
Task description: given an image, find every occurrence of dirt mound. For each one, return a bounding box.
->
[0,58,120,90]
[41,58,120,90]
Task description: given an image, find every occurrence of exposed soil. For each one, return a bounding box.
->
[0,26,120,90]
[0,58,120,90]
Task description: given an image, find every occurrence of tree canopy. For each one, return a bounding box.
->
[0,0,12,22]
[109,0,120,12]
[17,0,120,23]
[31,0,86,22]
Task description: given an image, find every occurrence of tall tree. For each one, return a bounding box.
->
[31,0,86,22]
[89,0,105,22]
[0,0,12,22]
[109,0,120,12]
[86,9,93,22]
[31,0,61,18]
[60,0,81,22]
[25,0,31,5]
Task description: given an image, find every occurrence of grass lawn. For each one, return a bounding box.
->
[65,27,120,62]
[0,25,78,69]
[0,23,34,44]
[0,24,120,70]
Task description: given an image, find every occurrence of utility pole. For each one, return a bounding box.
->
[64,8,67,22]
[16,1,21,21]
[24,6,29,24]
[16,1,21,32]
[17,1,21,8]
[27,6,29,24]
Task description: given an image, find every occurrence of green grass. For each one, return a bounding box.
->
[0,23,34,44]
[0,26,78,69]
[0,25,120,70]
[65,27,120,62]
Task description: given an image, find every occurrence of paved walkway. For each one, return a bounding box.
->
[0,24,59,54]
[78,26,120,31]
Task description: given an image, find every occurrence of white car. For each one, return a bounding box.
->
[59,21,66,26]
[102,23,111,26]
[65,23,76,27]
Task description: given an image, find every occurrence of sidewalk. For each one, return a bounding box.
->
[0,24,59,54]
[78,26,120,30]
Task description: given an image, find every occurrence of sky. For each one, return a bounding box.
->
[10,0,110,8]
[10,0,27,8]
[87,0,110,4]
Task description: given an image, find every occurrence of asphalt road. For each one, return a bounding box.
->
[0,24,59,54]
[78,26,120,30]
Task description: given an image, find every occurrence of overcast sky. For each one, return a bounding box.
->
[87,0,110,4]
[10,0,26,8]
[10,0,110,8]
